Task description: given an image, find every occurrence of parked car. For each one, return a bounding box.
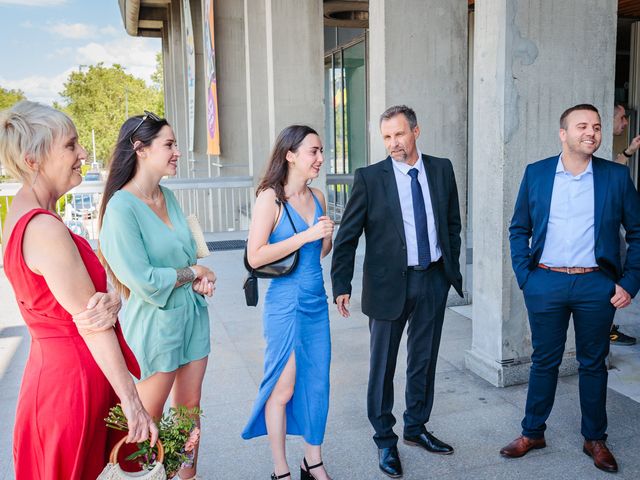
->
[84,171,101,182]
[68,194,97,220]
[64,219,89,240]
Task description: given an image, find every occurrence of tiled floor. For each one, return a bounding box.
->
[1,247,640,479]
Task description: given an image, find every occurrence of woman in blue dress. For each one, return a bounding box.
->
[242,125,334,480]
[99,112,215,480]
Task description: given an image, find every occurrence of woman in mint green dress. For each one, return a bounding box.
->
[98,112,215,480]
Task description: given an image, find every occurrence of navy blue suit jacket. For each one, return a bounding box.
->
[509,155,640,297]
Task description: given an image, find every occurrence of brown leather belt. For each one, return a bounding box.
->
[538,263,599,275]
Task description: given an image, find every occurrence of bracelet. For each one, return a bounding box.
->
[622,149,633,158]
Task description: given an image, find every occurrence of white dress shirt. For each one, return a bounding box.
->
[391,150,442,266]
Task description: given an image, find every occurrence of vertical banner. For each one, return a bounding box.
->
[203,0,221,155]
[183,0,196,152]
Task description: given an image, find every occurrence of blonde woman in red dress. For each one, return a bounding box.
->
[0,101,158,479]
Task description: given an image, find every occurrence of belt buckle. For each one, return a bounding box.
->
[566,267,586,275]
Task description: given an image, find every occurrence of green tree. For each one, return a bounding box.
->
[57,63,163,165]
[149,52,165,117]
[0,86,26,110]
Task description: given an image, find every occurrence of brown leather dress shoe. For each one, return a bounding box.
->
[499,435,546,458]
[583,440,618,473]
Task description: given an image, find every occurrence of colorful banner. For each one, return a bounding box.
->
[183,0,196,152]
[203,0,220,155]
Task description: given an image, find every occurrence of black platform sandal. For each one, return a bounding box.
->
[270,472,290,480]
[300,458,325,480]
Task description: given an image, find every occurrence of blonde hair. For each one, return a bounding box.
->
[0,101,75,183]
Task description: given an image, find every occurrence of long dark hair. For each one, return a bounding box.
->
[98,113,169,297]
[256,125,318,203]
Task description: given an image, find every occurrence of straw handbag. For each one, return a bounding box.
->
[185,214,210,259]
[97,438,166,480]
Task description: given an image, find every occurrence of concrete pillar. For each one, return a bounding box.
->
[243,0,269,182]
[466,0,617,387]
[240,0,325,188]
[266,0,325,186]
[213,0,249,177]
[368,0,469,300]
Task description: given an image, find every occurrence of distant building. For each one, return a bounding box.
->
[117,0,640,387]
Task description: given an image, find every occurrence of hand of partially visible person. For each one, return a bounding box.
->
[192,277,215,297]
[121,399,159,445]
[72,291,121,333]
[628,134,640,155]
[304,216,335,242]
[336,294,351,318]
[611,284,632,309]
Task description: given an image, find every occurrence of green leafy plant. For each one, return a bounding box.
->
[105,404,202,478]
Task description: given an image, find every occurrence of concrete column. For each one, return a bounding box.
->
[213,0,249,176]
[467,0,617,387]
[264,0,325,188]
[166,0,190,179]
[244,0,269,182]
[368,0,469,300]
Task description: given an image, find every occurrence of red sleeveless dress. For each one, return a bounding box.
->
[3,209,140,479]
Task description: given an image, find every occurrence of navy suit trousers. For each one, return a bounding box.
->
[521,267,616,440]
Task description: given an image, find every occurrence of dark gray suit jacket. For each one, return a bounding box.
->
[331,154,463,320]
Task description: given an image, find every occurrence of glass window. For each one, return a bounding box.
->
[343,40,367,172]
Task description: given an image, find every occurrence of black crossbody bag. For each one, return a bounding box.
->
[243,202,299,306]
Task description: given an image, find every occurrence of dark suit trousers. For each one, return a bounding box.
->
[367,263,449,448]
[521,268,615,441]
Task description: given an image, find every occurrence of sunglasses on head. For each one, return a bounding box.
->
[129,110,162,145]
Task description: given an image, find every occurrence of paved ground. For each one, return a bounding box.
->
[1,243,640,479]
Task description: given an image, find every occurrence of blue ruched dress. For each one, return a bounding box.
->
[242,194,331,445]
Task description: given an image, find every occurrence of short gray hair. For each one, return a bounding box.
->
[0,100,75,183]
[379,105,418,130]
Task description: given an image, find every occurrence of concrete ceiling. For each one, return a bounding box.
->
[119,0,640,38]
[468,0,640,18]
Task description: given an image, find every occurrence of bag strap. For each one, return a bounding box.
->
[280,201,298,234]
[246,199,298,277]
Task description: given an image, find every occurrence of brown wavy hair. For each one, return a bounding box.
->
[256,125,318,203]
[97,113,169,298]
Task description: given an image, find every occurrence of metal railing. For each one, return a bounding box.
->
[0,176,254,244]
[326,173,354,223]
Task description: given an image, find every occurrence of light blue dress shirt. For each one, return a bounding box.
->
[391,150,441,266]
[539,155,597,267]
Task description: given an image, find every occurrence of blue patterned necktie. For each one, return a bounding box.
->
[408,168,431,267]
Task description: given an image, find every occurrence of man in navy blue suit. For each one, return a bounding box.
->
[501,104,640,473]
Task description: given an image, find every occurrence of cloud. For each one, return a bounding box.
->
[0,0,67,5]
[46,46,73,59]
[47,22,93,39]
[99,25,119,36]
[0,33,160,105]
[0,68,73,105]
[76,36,159,83]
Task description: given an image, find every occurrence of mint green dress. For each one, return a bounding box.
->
[100,187,210,380]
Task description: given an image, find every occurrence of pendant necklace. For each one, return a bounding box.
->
[132,178,160,202]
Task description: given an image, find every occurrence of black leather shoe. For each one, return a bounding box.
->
[403,431,454,455]
[378,446,403,478]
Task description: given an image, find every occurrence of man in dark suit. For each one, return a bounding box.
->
[502,104,640,473]
[331,105,463,478]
